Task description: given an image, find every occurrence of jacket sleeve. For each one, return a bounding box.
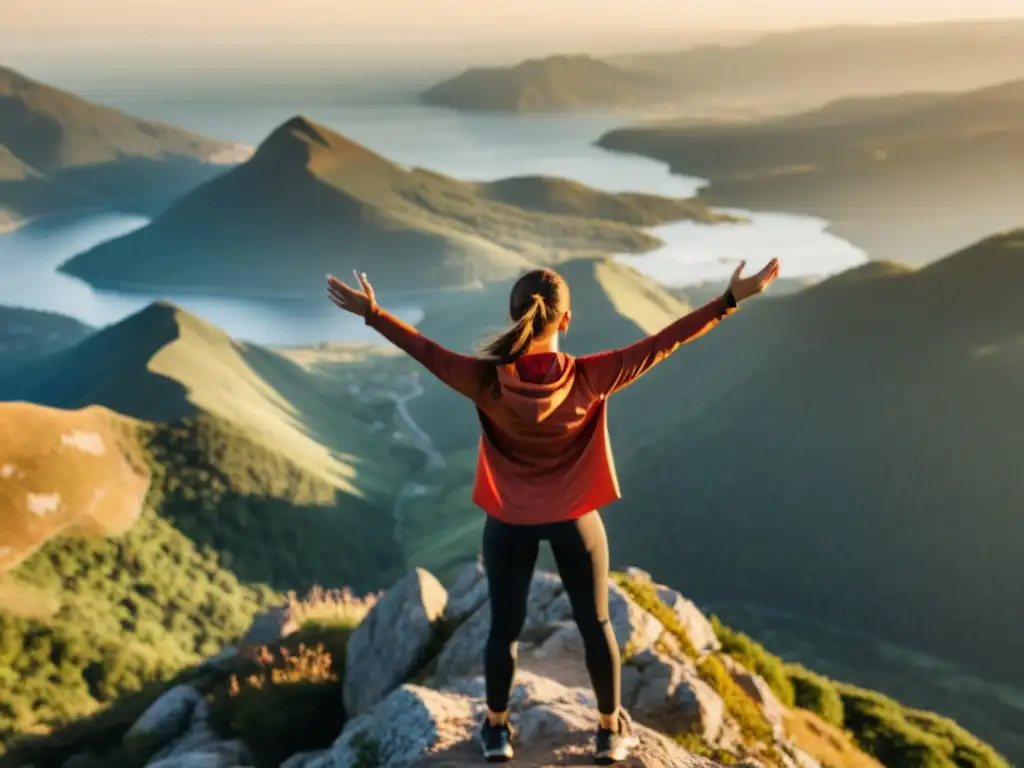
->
[577,296,736,397]
[364,304,491,400]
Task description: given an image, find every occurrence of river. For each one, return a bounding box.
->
[0,98,866,346]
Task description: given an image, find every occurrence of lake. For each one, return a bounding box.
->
[0,96,866,345]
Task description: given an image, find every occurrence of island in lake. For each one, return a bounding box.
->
[59,115,735,295]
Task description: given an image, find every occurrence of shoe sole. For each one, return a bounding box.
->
[594,736,638,764]
[478,733,514,763]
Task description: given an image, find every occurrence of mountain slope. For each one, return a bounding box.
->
[0,301,413,592]
[0,66,249,229]
[620,19,1024,111]
[0,305,93,377]
[389,239,1024,757]
[595,230,1024,744]
[422,54,670,112]
[598,78,1024,264]
[3,563,1006,768]
[0,400,277,750]
[0,403,150,572]
[58,116,728,295]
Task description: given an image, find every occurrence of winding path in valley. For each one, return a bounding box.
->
[387,373,447,546]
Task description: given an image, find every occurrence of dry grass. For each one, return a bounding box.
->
[0,575,61,620]
[0,402,150,572]
[228,643,337,694]
[285,585,382,630]
[785,709,885,768]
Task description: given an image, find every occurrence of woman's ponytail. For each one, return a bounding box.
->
[478,293,546,365]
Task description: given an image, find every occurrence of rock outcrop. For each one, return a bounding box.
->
[125,685,204,745]
[103,563,827,768]
[237,605,299,656]
[344,568,449,716]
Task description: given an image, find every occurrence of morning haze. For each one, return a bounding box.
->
[2,3,1024,768]
[8,0,1024,66]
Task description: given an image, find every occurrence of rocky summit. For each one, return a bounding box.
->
[90,561,825,768]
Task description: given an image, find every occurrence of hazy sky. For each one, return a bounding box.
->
[8,0,1024,44]
[5,0,1024,83]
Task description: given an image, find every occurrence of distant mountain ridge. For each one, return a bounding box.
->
[0,65,251,230]
[424,19,1024,114]
[422,54,670,113]
[58,115,732,295]
[598,78,1024,264]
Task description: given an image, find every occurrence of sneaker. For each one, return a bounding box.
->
[479,718,515,763]
[595,709,639,765]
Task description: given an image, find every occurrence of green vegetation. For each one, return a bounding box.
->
[208,636,346,768]
[785,664,844,729]
[382,231,1024,761]
[1,302,415,592]
[0,506,275,754]
[0,66,243,228]
[0,304,425,755]
[609,569,1010,768]
[611,571,775,753]
[59,116,727,294]
[697,654,775,746]
[837,684,1010,768]
[144,415,405,593]
[526,231,1024,737]
[712,617,795,707]
[673,731,738,764]
[611,572,697,659]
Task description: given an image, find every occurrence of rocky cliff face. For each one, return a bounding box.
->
[92,561,823,768]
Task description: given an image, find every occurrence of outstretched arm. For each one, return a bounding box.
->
[578,258,779,397]
[327,272,490,400]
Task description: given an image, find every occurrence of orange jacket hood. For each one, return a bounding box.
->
[494,354,576,425]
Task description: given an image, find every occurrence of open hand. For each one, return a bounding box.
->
[327,271,376,317]
[729,258,780,302]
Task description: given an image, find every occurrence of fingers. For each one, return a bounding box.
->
[730,260,747,284]
[355,270,375,300]
[326,274,356,309]
[757,258,780,285]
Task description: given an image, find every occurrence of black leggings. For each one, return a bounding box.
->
[482,511,620,716]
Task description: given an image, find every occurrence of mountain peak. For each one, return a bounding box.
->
[252,115,389,171]
[271,115,333,148]
[0,66,37,94]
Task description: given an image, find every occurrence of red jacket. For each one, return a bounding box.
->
[365,297,735,525]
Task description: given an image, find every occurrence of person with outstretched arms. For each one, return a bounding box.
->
[327,257,779,764]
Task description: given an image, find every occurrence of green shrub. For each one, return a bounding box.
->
[674,730,739,764]
[785,663,844,728]
[207,627,352,768]
[711,617,795,707]
[837,684,1009,768]
[0,506,276,755]
[146,416,406,594]
[697,654,774,745]
[610,571,698,659]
